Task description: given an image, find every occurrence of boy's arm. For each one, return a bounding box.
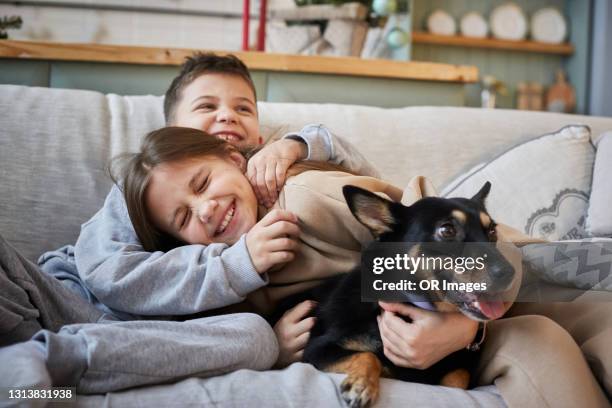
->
[283,124,381,178]
[74,185,267,316]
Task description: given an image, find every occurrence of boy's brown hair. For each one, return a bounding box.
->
[164,52,257,125]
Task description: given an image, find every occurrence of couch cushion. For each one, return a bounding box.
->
[0,85,164,261]
[586,131,612,237]
[522,239,612,291]
[441,125,594,241]
[1,86,108,261]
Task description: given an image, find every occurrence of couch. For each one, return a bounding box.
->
[1,84,611,407]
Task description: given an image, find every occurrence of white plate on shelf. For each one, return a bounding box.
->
[490,2,527,41]
[531,7,567,44]
[460,12,488,38]
[427,9,456,36]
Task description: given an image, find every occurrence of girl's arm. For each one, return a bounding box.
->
[74,185,267,316]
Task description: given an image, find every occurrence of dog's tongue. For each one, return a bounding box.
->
[477,300,506,320]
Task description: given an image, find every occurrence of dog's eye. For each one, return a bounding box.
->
[438,223,456,239]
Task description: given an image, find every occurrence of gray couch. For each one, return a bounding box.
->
[1,84,611,406]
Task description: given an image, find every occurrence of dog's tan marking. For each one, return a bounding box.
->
[342,335,382,353]
[353,195,394,236]
[326,352,382,408]
[440,368,470,389]
[325,352,381,376]
[451,210,467,224]
[480,212,491,228]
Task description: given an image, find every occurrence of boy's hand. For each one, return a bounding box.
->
[274,300,317,368]
[247,139,308,208]
[376,301,478,370]
[245,209,300,274]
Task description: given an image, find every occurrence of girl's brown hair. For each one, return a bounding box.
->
[113,126,353,252]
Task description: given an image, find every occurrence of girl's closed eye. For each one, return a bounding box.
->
[178,209,191,231]
[197,175,209,193]
[237,105,253,114]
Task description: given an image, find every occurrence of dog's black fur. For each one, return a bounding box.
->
[272,182,516,408]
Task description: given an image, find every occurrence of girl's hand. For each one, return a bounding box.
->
[377,302,478,370]
[247,139,308,208]
[273,300,317,368]
[245,209,300,273]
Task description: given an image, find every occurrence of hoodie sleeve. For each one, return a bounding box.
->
[283,124,381,178]
[74,185,267,316]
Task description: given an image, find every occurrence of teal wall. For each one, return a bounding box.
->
[0,59,466,108]
[411,0,590,113]
[565,0,592,115]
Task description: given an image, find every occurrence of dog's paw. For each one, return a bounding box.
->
[340,373,379,408]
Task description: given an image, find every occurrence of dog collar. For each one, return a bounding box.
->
[466,321,487,352]
[399,292,436,311]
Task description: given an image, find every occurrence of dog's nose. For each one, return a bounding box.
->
[489,263,514,289]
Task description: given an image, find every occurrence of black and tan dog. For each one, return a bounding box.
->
[296,182,516,408]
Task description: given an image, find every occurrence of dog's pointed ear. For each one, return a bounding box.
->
[343,185,396,237]
[471,181,491,205]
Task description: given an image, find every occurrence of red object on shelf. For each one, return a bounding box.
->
[243,0,267,51]
[242,0,250,51]
[257,0,267,51]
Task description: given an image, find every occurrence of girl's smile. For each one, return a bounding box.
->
[144,153,258,246]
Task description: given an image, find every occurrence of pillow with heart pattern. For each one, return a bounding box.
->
[442,125,594,241]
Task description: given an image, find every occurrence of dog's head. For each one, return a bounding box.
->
[343,182,515,321]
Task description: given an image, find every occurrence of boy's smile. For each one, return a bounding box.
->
[173,73,262,146]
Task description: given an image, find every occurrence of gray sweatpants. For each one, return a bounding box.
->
[0,235,278,394]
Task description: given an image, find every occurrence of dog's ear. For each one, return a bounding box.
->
[343,185,396,237]
[471,181,491,206]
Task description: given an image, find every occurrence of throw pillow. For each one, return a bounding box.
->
[441,125,594,241]
[586,131,612,237]
[521,239,612,291]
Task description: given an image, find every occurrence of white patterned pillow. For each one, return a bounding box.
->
[521,239,612,291]
[442,125,594,241]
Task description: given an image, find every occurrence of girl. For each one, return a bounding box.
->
[121,126,610,408]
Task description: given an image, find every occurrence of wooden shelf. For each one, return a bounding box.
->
[0,40,478,83]
[412,32,574,56]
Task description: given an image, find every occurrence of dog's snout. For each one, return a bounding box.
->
[488,263,514,289]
